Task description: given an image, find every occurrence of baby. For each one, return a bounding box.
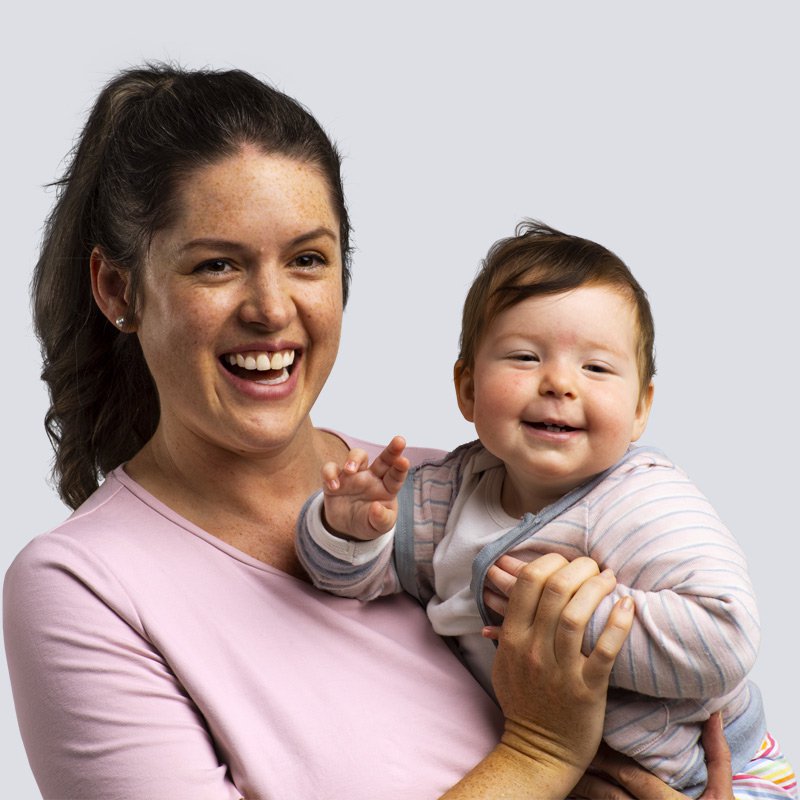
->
[297,222,795,798]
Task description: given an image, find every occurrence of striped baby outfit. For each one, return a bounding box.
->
[298,442,793,797]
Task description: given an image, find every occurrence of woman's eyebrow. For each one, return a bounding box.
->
[287,227,338,247]
[178,227,338,254]
[178,238,245,253]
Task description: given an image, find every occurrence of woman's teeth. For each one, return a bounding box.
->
[225,350,296,371]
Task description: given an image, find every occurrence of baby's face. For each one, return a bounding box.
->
[455,284,653,516]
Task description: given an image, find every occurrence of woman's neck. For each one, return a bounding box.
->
[125,421,348,577]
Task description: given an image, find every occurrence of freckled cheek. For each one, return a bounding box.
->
[140,297,220,366]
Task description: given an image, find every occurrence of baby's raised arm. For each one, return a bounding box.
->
[320,435,410,541]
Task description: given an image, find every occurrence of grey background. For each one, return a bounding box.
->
[2,1,797,795]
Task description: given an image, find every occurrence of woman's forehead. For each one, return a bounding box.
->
[158,151,340,249]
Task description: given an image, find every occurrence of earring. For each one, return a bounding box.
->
[115,317,125,329]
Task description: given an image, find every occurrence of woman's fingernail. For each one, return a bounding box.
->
[620,595,633,611]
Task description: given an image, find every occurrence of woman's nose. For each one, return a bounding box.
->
[240,269,295,330]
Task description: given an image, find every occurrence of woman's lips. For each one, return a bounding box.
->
[220,349,297,386]
[223,349,295,371]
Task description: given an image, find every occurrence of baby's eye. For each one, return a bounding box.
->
[291,253,327,269]
[510,353,539,362]
[583,364,609,374]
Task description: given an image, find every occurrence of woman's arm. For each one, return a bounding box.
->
[441,554,634,799]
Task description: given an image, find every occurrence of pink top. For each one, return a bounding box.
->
[4,438,502,799]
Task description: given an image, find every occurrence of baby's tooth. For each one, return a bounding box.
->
[256,353,270,370]
[235,354,246,367]
[244,356,257,370]
[270,352,283,370]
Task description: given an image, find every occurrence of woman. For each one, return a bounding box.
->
[3,64,730,799]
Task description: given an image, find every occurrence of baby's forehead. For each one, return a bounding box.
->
[482,287,641,366]
[490,283,641,335]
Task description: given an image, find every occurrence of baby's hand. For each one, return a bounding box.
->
[321,435,410,541]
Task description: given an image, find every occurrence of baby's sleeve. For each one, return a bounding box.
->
[583,461,760,700]
[295,491,401,600]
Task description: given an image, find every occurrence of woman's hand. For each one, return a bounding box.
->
[492,554,633,782]
[442,552,634,799]
[572,713,733,799]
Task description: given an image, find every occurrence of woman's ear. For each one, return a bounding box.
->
[454,360,476,423]
[90,247,135,332]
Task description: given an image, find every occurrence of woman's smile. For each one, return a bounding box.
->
[133,148,344,459]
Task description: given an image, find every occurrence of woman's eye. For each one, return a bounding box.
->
[292,253,326,269]
[195,259,231,275]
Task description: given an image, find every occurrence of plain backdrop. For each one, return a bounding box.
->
[1,2,797,795]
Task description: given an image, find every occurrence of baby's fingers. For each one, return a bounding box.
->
[381,457,410,495]
[483,584,509,618]
[321,461,343,492]
[367,500,397,535]
[343,448,370,475]
[485,554,529,599]
[321,449,369,492]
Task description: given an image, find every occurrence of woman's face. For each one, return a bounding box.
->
[134,148,344,459]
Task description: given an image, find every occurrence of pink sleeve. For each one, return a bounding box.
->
[4,536,243,800]
[584,463,760,700]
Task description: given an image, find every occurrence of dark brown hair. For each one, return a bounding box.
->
[459,220,656,394]
[33,64,352,509]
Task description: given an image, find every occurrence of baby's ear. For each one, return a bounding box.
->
[454,360,476,423]
[631,381,655,442]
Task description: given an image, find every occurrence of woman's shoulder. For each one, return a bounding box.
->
[3,466,216,615]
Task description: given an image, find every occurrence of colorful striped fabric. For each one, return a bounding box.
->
[733,733,797,799]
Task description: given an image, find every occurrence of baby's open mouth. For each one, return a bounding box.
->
[221,349,296,385]
[528,422,578,433]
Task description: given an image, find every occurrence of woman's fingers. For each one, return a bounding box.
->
[572,770,636,799]
[590,744,686,800]
[498,553,569,641]
[551,567,615,665]
[583,595,634,688]
[698,714,733,800]
[528,556,602,654]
